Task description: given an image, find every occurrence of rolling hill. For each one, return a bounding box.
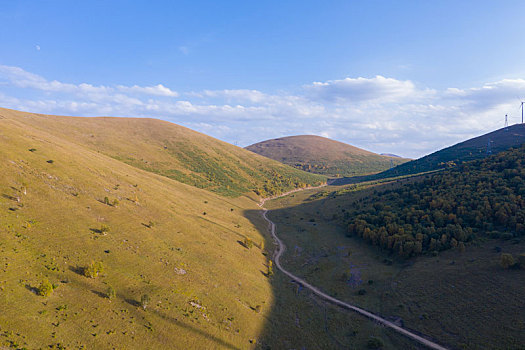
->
[373,124,525,180]
[0,108,325,197]
[0,108,327,349]
[245,135,410,177]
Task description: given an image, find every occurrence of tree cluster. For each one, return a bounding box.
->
[345,145,525,257]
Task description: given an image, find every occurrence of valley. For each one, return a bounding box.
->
[1,108,524,350]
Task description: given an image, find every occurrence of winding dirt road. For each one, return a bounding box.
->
[259,186,449,350]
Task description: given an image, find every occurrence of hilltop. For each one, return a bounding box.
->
[246,135,409,177]
[0,108,324,197]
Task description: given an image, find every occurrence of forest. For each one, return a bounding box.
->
[345,144,525,257]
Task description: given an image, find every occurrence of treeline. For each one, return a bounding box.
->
[253,170,323,197]
[345,145,525,257]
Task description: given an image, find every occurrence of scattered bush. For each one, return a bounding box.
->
[244,237,253,249]
[83,261,104,278]
[500,253,516,269]
[28,148,37,152]
[38,279,54,297]
[357,289,367,295]
[140,294,150,310]
[46,160,54,164]
[106,285,116,300]
[268,260,274,276]
[112,199,119,207]
[100,225,110,235]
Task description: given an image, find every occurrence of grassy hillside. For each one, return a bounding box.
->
[0,110,282,349]
[245,135,409,177]
[374,123,525,180]
[344,144,525,257]
[0,108,325,197]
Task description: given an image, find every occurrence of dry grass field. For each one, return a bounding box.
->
[0,108,323,349]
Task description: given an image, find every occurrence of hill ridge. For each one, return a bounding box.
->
[246,134,409,177]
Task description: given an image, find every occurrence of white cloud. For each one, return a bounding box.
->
[305,75,421,104]
[1,64,524,158]
[117,84,179,97]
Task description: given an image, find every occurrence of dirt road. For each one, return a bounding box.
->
[259,186,449,350]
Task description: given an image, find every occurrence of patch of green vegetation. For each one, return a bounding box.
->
[345,145,525,257]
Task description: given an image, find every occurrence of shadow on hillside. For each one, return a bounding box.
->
[242,195,425,350]
[245,185,525,350]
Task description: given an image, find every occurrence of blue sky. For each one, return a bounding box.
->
[2,0,525,157]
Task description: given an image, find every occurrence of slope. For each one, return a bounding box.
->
[373,123,525,180]
[246,135,409,177]
[0,112,276,349]
[0,108,325,197]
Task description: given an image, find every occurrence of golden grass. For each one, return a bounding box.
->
[0,110,276,349]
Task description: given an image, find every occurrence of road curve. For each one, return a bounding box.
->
[258,186,449,350]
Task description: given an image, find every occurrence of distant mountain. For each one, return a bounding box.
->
[246,135,410,177]
[380,153,402,158]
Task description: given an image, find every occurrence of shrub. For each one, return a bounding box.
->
[83,261,104,278]
[140,294,150,310]
[38,279,54,297]
[112,199,119,207]
[28,148,37,152]
[500,253,516,269]
[357,289,367,295]
[268,260,274,276]
[244,237,253,249]
[367,337,384,349]
[100,224,110,235]
[106,285,116,300]
[103,197,110,205]
[46,160,54,164]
